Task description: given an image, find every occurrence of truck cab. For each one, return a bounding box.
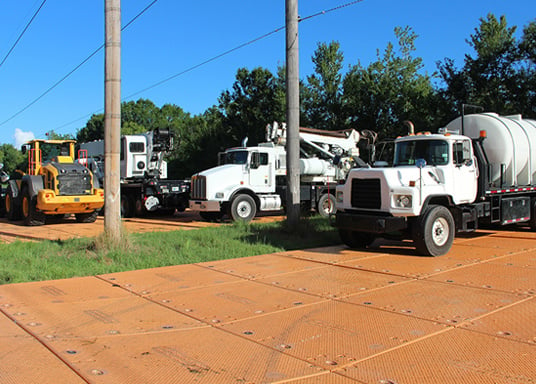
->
[190,144,285,222]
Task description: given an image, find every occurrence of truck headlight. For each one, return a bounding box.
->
[215,192,224,199]
[393,194,412,208]
[336,191,343,203]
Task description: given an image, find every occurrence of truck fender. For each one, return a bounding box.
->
[419,195,454,215]
[21,175,44,198]
[229,188,259,207]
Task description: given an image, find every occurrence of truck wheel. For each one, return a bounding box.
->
[413,205,454,256]
[230,194,256,222]
[21,187,45,226]
[5,185,21,221]
[121,194,134,218]
[338,229,375,249]
[134,198,147,217]
[75,211,98,223]
[317,193,336,218]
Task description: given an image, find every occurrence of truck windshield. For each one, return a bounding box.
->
[221,150,249,165]
[393,139,449,166]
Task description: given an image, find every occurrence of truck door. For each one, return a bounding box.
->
[452,139,478,204]
[249,151,272,192]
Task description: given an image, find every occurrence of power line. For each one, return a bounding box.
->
[128,0,366,99]
[55,0,366,131]
[0,0,48,69]
[0,0,160,127]
[41,0,367,132]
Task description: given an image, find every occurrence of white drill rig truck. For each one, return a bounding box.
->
[334,112,536,256]
[190,122,372,222]
[79,128,190,217]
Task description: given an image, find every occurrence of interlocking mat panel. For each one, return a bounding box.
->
[1,229,535,383]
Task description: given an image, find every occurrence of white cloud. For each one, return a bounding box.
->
[13,128,35,147]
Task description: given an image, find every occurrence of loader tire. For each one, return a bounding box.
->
[21,187,45,226]
[5,185,21,221]
[75,211,98,223]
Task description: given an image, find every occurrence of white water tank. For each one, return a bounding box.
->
[299,158,329,175]
[445,113,536,187]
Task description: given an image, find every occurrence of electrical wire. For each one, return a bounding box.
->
[0,0,160,127]
[7,0,365,131]
[0,0,48,69]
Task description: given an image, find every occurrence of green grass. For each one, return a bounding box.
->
[0,216,340,285]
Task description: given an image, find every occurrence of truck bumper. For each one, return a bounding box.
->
[189,199,221,212]
[36,189,105,214]
[334,211,407,234]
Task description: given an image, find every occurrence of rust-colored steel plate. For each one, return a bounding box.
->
[221,300,445,370]
[197,254,325,280]
[281,245,376,265]
[5,295,205,340]
[278,372,362,383]
[0,315,86,384]
[46,327,320,384]
[0,276,130,305]
[257,265,409,299]
[486,252,536,270]
[462,296,536,345]
[98,264,241,296]
[459,233,536,253]
[340,328,536,384]
[338,251,491,279]
[148,279,324,324]
[342,279,525,325]
[428,262,536,295]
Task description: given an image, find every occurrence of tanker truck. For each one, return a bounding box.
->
[333,112,536,256]
[190,122,372,222]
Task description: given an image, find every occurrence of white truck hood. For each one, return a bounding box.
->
[196,164,247,200]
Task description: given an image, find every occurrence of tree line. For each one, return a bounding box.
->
[1,14,534,179]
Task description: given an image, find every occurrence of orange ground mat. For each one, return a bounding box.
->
[0,229,535,383]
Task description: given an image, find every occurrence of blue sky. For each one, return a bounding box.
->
[0,0,534,147]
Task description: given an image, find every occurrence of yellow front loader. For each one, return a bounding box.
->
[5,139,104,226]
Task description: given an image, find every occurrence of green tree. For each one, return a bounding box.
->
[44,130,75,140]
[438,14,535,117]
[302,41,345,130]
[342,26,436,139]
[0,143,25,176]
[217,67,285,147]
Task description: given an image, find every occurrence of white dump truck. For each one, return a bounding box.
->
[334,112,536,256]
[190,122,372,222]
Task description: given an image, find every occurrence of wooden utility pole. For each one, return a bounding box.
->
[104,0,121,242]
[286,0,300,227]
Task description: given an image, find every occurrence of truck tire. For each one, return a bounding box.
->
[230,194,256,223]
[413,205,454,256]
[5,185,21,221]
[317,193,336,218]
[75,211,98,223]
[21,187,45,226]
[338,229,375,249]
[121,194,134,218]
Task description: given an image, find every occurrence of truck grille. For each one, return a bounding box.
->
[191,175,206,200]
[57,174,92,195]
[351,178,381,209]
